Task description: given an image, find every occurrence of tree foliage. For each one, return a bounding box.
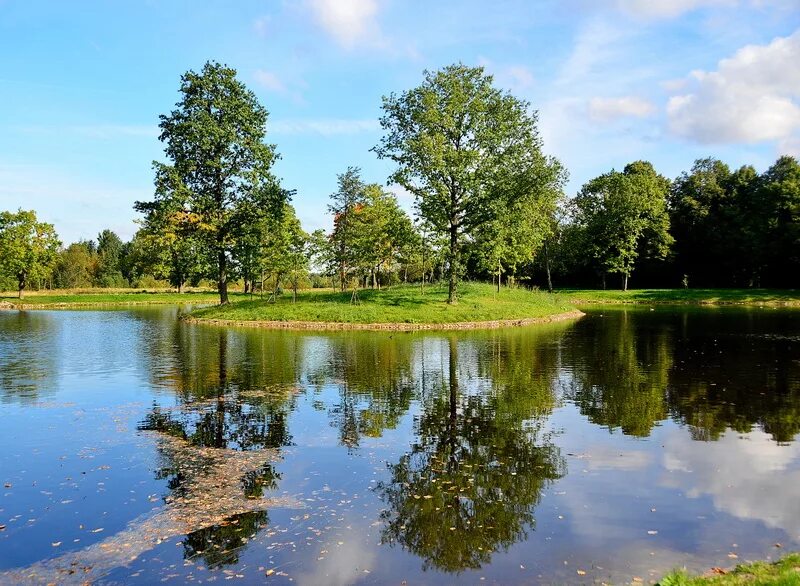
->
[135,60,287,304]
[0,209,61,297]
[573,161,672,290]
[375,63,563,302]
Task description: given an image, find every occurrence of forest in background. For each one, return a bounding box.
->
[2,61,799,300]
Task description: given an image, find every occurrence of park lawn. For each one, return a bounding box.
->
[658,553,800,585]
[561,288,800,306]
[0,288,240,307]
[190,282,575,325]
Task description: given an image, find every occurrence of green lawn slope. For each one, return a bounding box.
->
[189,282,577,327]
[562,288,800,306]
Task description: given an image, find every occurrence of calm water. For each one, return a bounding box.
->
[1,305,799,585]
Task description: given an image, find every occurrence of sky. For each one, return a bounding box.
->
[1,0,798,244]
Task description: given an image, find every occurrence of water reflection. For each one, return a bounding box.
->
[564,308,800,442]
[0,312,58,402]
[2,306,800,584]
[565,310,672,437]
[378,336,565,572]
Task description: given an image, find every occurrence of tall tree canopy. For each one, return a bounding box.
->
[574,161,672,290]
[0,209,61,298]
[135,60,287,304]
[374,63,564,303]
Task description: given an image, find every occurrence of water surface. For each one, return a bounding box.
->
[1,305,799,584]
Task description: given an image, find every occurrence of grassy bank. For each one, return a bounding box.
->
[0,288,235,307]
[658,553,800,585]
[189,282,576,327]
[562,288,800,306]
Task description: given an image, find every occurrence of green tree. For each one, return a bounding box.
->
[0,209,61,298]
[759,156,800,287]
[259,204,308,301]
[574,161,672,290]
[374,63,560,303]
[95,229,126,287]
[136,164,212,291]
[137,61,286,304]
[328,167,366,292]
[350,184,417,288]
[668,158,734,287]
[52,241,97,289]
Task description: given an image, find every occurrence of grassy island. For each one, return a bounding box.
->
[658,553,800,585]
[187,283,580,330]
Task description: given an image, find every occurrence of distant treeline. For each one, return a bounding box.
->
[1,61,798,299]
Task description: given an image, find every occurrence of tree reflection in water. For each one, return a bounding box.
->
[137,329,296,568]
[378,336,565,572]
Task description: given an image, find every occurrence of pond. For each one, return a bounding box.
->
[1,305,799,584]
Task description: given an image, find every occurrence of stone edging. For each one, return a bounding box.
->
[182,309,585,332]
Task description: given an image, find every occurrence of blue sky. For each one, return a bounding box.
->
[1,0,798,244]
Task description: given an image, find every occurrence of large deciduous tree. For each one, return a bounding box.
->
[0,209,61,298]
[374,63,563,303]
[136,61,286,304]
[574,161,672,290]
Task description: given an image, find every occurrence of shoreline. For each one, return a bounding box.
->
[0,300,200,309]
[182,309,585,331]
[568,298,800,306]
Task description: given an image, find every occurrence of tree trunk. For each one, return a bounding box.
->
[602,273,606,290]
[447,222,458,304]
[497,259,501,294]
[17,273,25,299]
[544,240,553,292]
[178,281,184,294]
[372,269,377,289]
[217,249,229,304]
[622,273,628,291]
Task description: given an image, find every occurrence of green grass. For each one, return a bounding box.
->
[190,282,575,325]
[658,553,800,585]
[560,288,800,306]
[0,289,236,307]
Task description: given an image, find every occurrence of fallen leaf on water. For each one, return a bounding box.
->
[647,530,658,535]
[91,528,104,533]
[577,570,586,575]
[51,542,61,547]
[711,567,727,575]
[728,553,738,559]
[265,569,275,576]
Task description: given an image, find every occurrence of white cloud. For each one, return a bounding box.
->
[615,0,736,19]
[253,16,270,37]
[666,30,800,144]
[307,0,380,49]
[253,69,287,93]
[662,429,800,535]
[269,118,379,136]
[589,96,656,122]
[780,136,800,157]
[477,58,535,92]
